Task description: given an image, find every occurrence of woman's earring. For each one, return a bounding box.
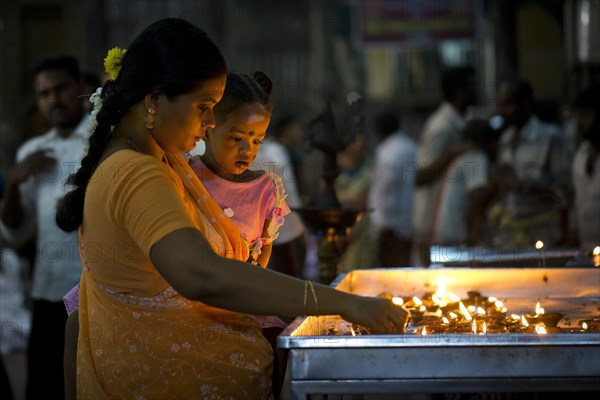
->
[145,108,156,130]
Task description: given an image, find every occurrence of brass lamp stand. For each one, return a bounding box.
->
[296,96,364,284]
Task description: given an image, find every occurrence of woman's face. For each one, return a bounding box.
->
[204,102,271,178]
[153,75,226,154]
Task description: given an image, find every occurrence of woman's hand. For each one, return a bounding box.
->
[341,295,410,334]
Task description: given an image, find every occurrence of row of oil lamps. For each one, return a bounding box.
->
[351,282,600,336]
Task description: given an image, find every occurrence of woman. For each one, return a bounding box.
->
[56,18,408,399]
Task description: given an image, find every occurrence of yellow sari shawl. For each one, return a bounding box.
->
[76,151,272,399]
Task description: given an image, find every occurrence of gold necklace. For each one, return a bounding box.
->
[115,136,144,154]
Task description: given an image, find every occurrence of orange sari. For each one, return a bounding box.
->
[76,151,272,399]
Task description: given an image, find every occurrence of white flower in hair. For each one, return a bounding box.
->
[87,86,104,139]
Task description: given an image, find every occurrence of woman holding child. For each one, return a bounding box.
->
[57,18,408,399]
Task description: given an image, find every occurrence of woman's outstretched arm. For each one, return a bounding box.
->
[151,228,409,334]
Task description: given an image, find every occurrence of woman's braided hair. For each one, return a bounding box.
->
[56,18,228,232]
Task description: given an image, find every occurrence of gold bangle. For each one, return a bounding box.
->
[303,280,308,316]
[308,281,319,316]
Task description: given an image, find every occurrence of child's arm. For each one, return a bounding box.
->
[254,173,289,267]
[256,219,273,267]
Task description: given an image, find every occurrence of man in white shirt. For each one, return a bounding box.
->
[489,79,572,248]
[0,56,89,399]
[368,112,417,267]
[430,120,499,246]
[413,67,476,265]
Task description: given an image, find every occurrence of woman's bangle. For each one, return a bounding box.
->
[308,281,319,316]
[303,280,308,316]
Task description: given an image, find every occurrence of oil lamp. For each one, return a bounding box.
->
[535,240,546,268]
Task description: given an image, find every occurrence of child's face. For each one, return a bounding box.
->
[205,102,271,176]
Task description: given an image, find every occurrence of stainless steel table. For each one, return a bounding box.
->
[278,268,600,399]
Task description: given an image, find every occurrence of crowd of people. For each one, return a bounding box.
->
[0,16,598,400]
[326,67,597,270]
[362,71,598,269]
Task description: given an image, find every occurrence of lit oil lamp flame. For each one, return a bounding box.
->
[468,305,476,313]
[488,296,497,302]
[434,309,443,317]
[442,317,450,324]
[349,326,356,336]
[472,320,477,333]
[435,283,446,298]
[535,240,544,250]
[501,307,508,313]
[432,294,447,307]
[535,325,547,335]
[459,302,473,321]
[521,316,529,327]
[412,297,423,305]
[594,246,600,268]
[392,297,404,306]
[511,314,521,320]
[476,307,486,316]
[582,322,589,330]
[482,322,487,334]
[449,312,459,319]
[495,300,504,308]
[535,302,545,315]
[449,293,461,302]
[422,326,427,336]
[419,305,427,312]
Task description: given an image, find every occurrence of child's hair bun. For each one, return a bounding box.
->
[251,71,272,97]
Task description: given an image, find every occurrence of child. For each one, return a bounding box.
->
[188,71,290,268]
[188,72,290,397]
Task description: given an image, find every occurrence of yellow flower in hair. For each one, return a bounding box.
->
[104,47,127,80]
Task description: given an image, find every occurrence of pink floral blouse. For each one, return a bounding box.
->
[189,156,290,263]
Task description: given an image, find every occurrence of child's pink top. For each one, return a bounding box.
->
[63,283,79,316]
[64,157,291,317]
[189,156,290,262]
